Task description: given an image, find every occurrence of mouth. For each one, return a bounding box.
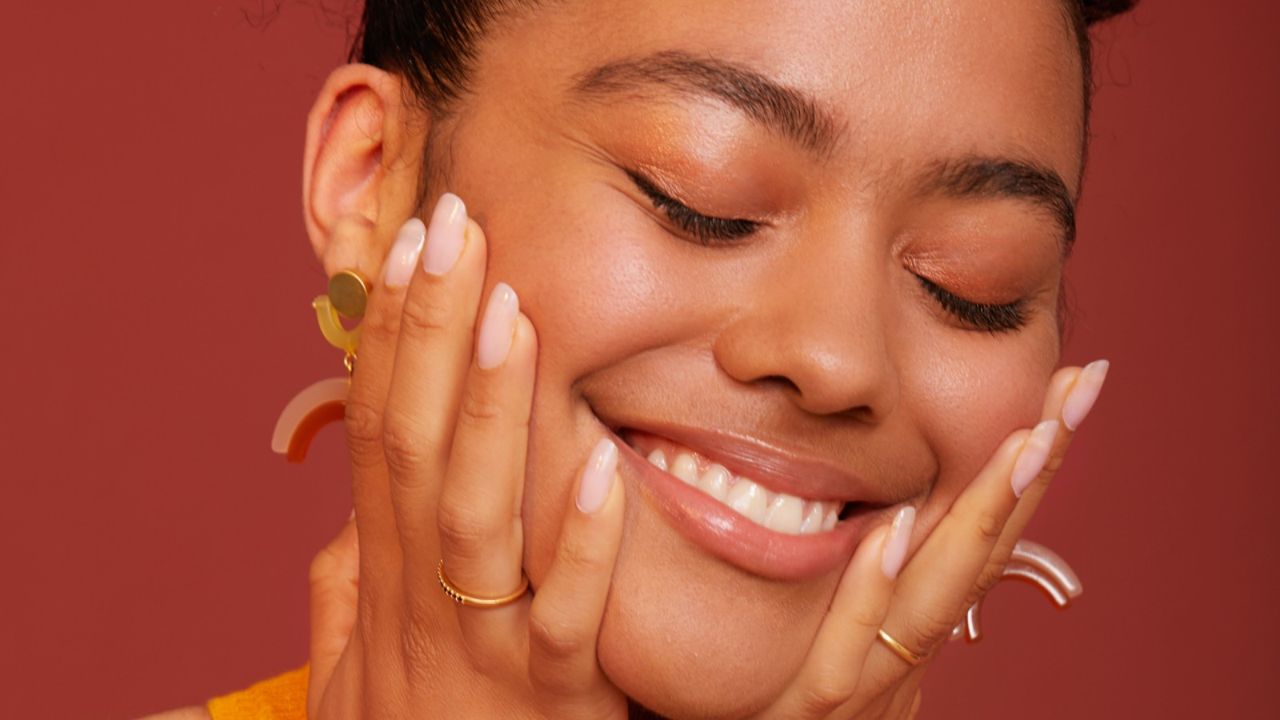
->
[601,422,894,581]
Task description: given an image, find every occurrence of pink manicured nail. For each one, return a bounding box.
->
[422,192,467,276]
[1011,420,1060,498]
[476,282,519,369]
[1062,359,1110,431]
[881,506,915,579]
[577,439,619,514]
[383,217,426,288]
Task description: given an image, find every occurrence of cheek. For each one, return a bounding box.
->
[903,326,1058,535]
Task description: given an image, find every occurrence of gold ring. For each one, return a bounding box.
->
[437,559,530,608]
[877,629,926,666]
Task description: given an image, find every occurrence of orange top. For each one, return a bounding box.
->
[206,666,309,720]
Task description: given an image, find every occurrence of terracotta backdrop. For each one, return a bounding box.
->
[2,1,1276,718]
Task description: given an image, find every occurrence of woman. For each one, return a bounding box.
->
[160,0,1131,717]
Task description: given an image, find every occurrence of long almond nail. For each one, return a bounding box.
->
[383,218,426,288]
[577,439,619,514]
[476,282,519,369]
[422,193,467,276]
[1062,359,1110,431]
[1011,420,1060,498]
[881,506,916,579]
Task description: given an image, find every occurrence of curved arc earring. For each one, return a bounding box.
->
[271,270,368,462]
[949,539,1084,643]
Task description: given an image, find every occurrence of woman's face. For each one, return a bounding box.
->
[412,0,1081,715]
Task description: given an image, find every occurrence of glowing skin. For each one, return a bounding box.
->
[317,0,1085,716]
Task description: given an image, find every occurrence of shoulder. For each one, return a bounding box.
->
[136,707,211,720]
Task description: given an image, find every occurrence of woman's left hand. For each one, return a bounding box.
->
[754,362,1106,719]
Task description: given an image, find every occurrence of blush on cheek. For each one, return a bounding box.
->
[907,346,1054,536]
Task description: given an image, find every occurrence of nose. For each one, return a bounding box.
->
[711,237,900,421]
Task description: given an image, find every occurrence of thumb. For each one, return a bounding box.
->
[308,512,360,712]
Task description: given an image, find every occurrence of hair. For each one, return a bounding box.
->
[351,0,1139,121]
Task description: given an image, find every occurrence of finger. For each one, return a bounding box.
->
[434,300,538,665]
[760,511,906,720]
[342,215,426,603]
[873,425,1046,671]
[308,513,360,716]
[527,439,628,719]
[379,196,487,600]
[992,360,1110,566]
[871,364,1096,677]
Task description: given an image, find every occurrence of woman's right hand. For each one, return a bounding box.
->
[306,193,630,720]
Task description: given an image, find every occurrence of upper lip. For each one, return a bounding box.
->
[613,418,880,505]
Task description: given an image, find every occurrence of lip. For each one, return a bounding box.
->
[604,426,892,581]
[618,421,879,503]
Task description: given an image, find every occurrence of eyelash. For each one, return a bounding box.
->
[626,170,759,244]
[625,169,1027,333]
[915,275,1028,333]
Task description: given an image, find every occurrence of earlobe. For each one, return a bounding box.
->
[302,64,427,279]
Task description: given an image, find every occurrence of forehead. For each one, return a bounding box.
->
[486,0,1085,192]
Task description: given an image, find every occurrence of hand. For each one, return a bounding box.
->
[306,193,630,720]
[752,361,1108,719]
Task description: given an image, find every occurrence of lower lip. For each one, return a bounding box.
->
[610,430,878,581]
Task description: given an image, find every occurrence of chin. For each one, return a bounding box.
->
[593,484,840,720]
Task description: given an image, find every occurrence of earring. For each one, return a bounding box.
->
[270,270,368,463]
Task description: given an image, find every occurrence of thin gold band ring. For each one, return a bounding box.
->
[877,629,926,666]
[436,559,530,608]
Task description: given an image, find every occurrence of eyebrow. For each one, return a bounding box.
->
[572,51,1077,247]
[571,50,843,156]
[923,157,1077,248]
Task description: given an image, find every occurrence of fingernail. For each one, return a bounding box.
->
[476,282,519,369]
[577,438,619,514]
[422,192,467,276]
[383,218,426,288]
[1011,420,1060,498]
[1062,359,1110,431]
[881,506,916,579]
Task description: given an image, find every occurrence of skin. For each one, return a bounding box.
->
[407,0,1078,714]
[157,0,1094,717]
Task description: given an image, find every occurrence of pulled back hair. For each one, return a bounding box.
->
[351,0,1138,121]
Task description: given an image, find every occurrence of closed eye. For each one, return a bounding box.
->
[625,169,760,245]
[915,274,1029,333]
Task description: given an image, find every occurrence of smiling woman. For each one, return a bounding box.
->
[151,1,1134,718]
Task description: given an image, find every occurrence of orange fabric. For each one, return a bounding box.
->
[207,666,309,720]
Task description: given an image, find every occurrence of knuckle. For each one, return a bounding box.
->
[554,535,603,577]
[399,287,455,338]
[380,414,434,475]
[898,606,956,653]
[344,397,385,466]
[399,623,435,676]
[971,507,1006,547]
[435,499,496,556]
[528,604,586,664]
[457,381,507,428]
[798,663,855,715]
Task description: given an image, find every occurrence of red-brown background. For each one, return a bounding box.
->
[2,1,1276,718]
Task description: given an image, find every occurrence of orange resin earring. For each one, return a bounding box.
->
[271,270,367,462]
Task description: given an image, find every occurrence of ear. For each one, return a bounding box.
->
[303,64,428,280]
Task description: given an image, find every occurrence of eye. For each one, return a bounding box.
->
[915,274,1028,333]
[626,169,760,245]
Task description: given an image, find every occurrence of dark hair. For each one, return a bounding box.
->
[352,0,1138,119]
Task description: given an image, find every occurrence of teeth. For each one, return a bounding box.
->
[671,453,699,485]
[799,502,826,535]
[822,507,838,532]
[698,464,732,502]
[726,480,769,523]
[763,495,804,534]
[646,448,668,471]
[640,440,844,535]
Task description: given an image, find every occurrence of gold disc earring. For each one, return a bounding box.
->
[270,269,368,463]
